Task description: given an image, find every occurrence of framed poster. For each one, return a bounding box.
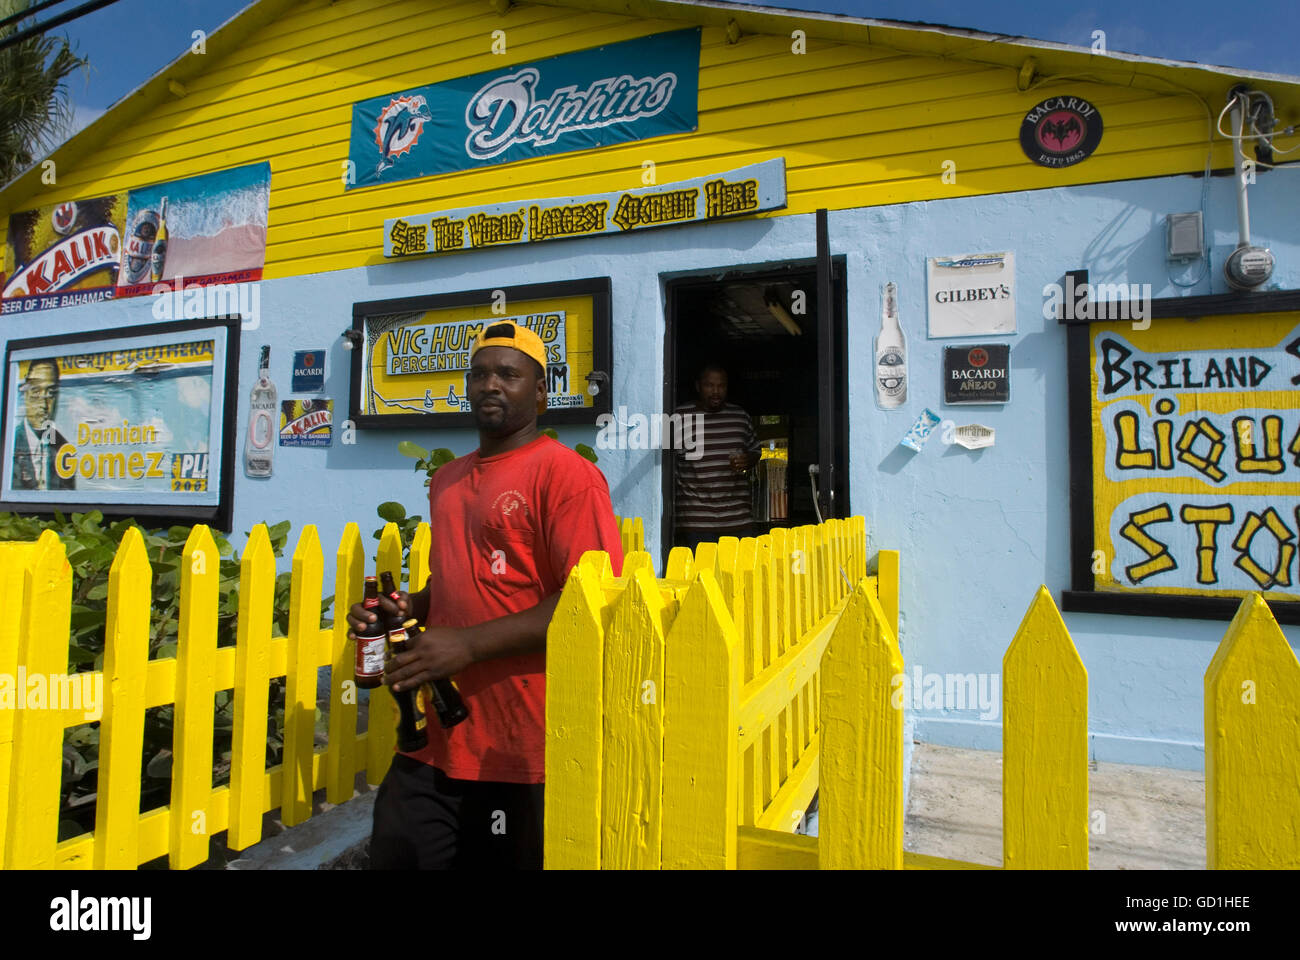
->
[0,318,240,530]
[349,277,612,429]
[1059,271,1300,623]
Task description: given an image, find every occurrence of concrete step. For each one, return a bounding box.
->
[903,741,1205,869]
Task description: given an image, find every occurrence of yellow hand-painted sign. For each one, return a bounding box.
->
[361,295,594,417]
[1090,311,1300,600]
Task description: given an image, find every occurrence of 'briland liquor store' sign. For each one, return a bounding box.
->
[383,158,786,258]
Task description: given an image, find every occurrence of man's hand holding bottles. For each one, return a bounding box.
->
[346,573,470,736]
[346,582,472,691]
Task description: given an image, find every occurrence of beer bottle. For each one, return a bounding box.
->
[378,572,469,732]
[404,619,469,729]
[386,614,428,754]
[122,208,158,285]
[151,196,169,283]
[875,281,907,409]
[378,572,425,751]
[243,345,276,478]
[353,576,385,689]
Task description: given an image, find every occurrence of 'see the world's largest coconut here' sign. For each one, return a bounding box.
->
[383,158,785,258]
[1088,311,1300,607]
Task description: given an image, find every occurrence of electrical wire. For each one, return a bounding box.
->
[0,0,124,53]
[0,0,73,32]
[1216,89,1300,154]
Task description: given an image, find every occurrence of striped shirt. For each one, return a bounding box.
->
[674,402,759,531]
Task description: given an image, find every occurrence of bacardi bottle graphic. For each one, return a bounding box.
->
[244,346,276,477]
[875,281,907,409]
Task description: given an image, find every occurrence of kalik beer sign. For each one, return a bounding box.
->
[383,158,786,257]
[2,196,126,311]
[348,29,701,188]
[3,163,271,315]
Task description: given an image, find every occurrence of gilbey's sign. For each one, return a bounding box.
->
[347,29,701,189]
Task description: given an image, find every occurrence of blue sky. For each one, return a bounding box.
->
[51,0,1299,137]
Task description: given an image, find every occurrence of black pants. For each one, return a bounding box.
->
[370,754,545,869]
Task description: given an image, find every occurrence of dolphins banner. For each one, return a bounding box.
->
[346,29,700,189]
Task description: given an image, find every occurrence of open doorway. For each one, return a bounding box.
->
[662,258,848,565]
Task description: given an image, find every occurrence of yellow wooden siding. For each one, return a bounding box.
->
[1,0,1263,281]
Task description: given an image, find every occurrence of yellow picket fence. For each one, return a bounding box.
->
[544,516,885,868]
[613,515,644,555]
[6,510,1295,871]
[545,530,1300,869]
[752,585,1299,870]
[0,520,429,870]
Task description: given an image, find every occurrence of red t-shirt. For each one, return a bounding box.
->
[406,433,624,783]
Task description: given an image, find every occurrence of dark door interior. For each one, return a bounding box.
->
[663,256,848,564]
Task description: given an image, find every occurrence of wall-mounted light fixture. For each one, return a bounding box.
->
[340,328,363,351]
[585,370,609,396]
[765,295,802,336]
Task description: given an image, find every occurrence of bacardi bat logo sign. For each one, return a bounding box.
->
[1020,96,1103,168]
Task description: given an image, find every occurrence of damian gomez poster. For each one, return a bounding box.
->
[0,322,233,518]
[1088,310,1300,603]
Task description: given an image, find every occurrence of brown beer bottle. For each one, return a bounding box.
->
[403,619,469,729]
[379,572,428,752]
[353,576,385,689]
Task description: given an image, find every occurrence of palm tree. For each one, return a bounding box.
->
[0,0,87,186]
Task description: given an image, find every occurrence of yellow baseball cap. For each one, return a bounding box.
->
[469,321,549,414]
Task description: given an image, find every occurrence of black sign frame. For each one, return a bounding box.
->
[348,276,613,430]
[1059,269,1300,624]
[0,316,240,531]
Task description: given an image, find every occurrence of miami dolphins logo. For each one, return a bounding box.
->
[374,95,432,176]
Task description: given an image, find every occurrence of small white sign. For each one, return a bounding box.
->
[927,251,1016,338]
[953,424,995,449]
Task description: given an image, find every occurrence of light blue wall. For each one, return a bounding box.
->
[846,168,1300,771]
[4,165,1297,769]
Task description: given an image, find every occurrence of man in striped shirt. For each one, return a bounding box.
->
[673,363,761,551]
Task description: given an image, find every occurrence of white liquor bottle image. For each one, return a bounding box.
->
[244,345,276,477]
[875,281,907,409]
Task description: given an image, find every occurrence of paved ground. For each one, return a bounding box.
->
[902,741,1206,869]
[217,740,1206,869]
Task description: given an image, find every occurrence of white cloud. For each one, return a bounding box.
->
[69,103,106,136]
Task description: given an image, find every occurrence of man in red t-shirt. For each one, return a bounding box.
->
[348,321,624,869]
